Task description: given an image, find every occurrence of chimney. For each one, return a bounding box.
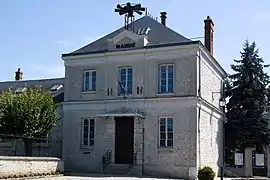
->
[160,12,167,26]
[15,68,23,81]
[204,16,214,56]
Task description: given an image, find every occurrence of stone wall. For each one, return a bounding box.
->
[0,156,64,176]
[198,105,223,176]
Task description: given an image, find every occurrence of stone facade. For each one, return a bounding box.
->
[62,40,226,179]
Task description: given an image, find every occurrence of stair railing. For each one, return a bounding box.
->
[102,150,112,172]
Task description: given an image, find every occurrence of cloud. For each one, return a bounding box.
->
[56,40,70,47]
[252,12,270,22]
[56,34,106,51]
[21,63,65,80]
[56,36,96,49]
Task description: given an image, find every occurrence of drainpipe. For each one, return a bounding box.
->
[198,49,202,167]
[142,49,147,175]
[104,57,108,114]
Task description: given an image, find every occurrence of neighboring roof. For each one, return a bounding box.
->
[62,15,192,57]
[0,78,65,103]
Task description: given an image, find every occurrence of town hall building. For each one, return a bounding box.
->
[61,5,227,179]
[0,4,227,179]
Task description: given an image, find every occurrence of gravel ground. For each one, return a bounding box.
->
[31,177,173,180]
[30,175,176,180]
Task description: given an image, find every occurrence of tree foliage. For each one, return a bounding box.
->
[225,40,270,150]
[0,88,60,155]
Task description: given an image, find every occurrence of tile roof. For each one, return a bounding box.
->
[0,78,65,103]
[62,16,192,57]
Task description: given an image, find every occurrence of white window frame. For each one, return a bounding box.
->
[83,70,96,92]
[118,67,133,95]
[81,117,95,147]
[158,116,174,148]
[158,64,174,94]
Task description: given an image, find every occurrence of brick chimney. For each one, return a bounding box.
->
[160,12,167,26]
[15,68,23,81]
[204,16,214,56]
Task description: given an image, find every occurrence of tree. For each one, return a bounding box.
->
[225,40,270,151]
[0,88,60,156]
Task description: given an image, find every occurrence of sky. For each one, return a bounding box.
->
[1,0,270,81]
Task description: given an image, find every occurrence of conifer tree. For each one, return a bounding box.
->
[225,40,270,150]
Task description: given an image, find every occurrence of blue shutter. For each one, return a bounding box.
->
[127,68,133,94]
[91,71,96,91]
[167,65,173,93]
[84,71,90,91]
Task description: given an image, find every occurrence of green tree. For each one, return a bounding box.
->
[225,40,270,151]
[0,88,60,156]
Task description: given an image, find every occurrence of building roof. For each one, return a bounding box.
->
[0,78,65,103]
[62,15,192,57]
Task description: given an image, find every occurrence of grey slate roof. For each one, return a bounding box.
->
[62,16,192,57]
[0,78,65,103]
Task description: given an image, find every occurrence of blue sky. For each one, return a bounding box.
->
[1,0,270,81]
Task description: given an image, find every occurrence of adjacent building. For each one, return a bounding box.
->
[0,69,64,157]
[61,12,227,179]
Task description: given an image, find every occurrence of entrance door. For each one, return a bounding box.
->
[115,116,134,164]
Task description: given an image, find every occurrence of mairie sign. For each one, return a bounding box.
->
[115,43,135,49]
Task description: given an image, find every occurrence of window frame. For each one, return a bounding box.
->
[118,66,133,95]
[158,64,174,94]
[81,117,95,147]
[83,69,97,92]
[158,116,174,148]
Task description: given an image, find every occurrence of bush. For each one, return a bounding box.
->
[198,166,215,180]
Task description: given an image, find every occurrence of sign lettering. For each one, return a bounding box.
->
[115,43,135,49]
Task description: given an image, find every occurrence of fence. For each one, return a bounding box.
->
[0,134,62,158]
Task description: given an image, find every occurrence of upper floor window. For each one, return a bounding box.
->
[83,70,96,91]
[118,67,133,95]
[159,117,173,148]
[82,118,95,146]
[159,64,174,94]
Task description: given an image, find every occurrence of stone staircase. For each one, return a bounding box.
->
[104,164,131,175]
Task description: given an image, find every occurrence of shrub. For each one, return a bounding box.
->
[198,166,215,180]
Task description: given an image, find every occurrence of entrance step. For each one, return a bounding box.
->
[104,164,131,175]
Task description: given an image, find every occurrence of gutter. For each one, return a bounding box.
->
[62,41,200,58]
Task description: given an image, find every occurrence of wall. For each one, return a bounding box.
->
[64,45,198,102]
[200,52,224,109]
[197,50,225,176]
[62,97,198,179]
[197,103,223,176]
[0,156,64,176]
[143,99,197,179]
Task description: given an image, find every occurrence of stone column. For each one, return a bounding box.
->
[244,147,253,177]
[132,117,144,175]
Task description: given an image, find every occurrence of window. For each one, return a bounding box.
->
[159,117,173,147]
[82,118,95,146]
[159,64,174,94]
[118,67,133,95]
[83,70,96,91]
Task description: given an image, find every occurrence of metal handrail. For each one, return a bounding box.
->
[102,150,112,172]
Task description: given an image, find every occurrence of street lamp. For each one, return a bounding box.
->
[212,92,226,107]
